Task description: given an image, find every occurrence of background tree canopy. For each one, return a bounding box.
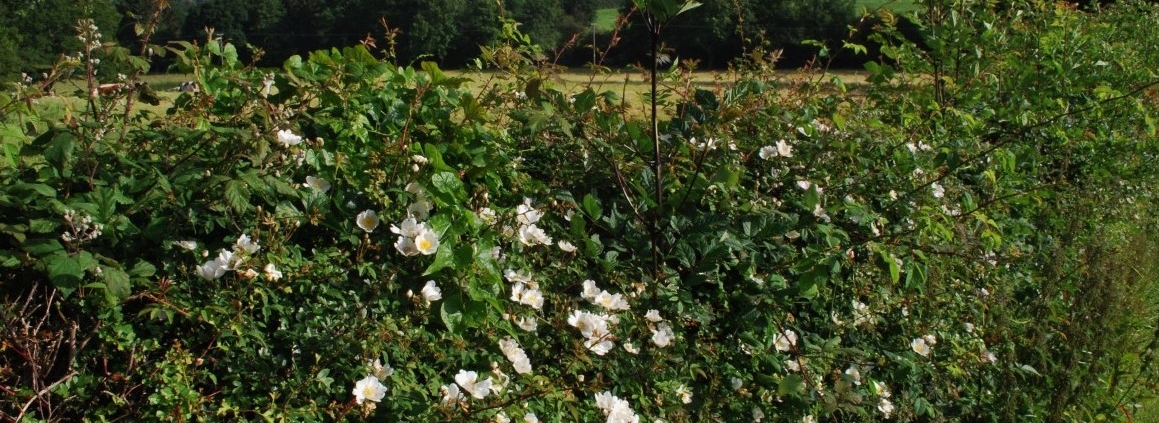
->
[1,0,866,77]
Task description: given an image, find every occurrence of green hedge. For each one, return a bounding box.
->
[2,1,1159,421]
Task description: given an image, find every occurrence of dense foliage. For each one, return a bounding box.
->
[3,0,1159,422]
[614,0,857,68]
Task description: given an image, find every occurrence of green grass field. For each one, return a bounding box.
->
[592,1,919,35]
[855,0,921,13]
[594,8,620,33]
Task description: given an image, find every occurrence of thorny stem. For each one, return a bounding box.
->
[647,12,663,280]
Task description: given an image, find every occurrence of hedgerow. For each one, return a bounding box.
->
[2,1,1159,422]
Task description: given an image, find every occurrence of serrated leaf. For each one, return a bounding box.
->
[582,194,602,220]
[130,260,157,278]
[0,251,20,267]
[23,239,64,256]
[102,266,131,300]
[46,253,84,296]
[29,219,58,234]
[223,180,252,213]
[10,183,56,198]
[778,374,804,396]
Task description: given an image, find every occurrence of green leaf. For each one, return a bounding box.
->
[429,172,465,206]
[46,252,84,296]
[29,219,59,234]
[778,374,804,396]
[10,183,56,198]
[44,132,76,177]
[316,368,334,388]
[23,239,64,256]
[582,194,602,220]
[440,293,465,334]
[0,250,20,267]
[424,242,455,276]
[102,266,131,300]
[223,180,252,213]
[130,260,157,278]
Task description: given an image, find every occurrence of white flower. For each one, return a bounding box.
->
[878,398,895,418]
[421,280,442,303]
[196,259,227,280]
[623,342,639,354]
[523,413,538,423]
[983,350,998,363]
[515,316,538,332]
[415,229,440,255]
[758,146,777,160]
[391,217,425,238]
[441,383,465,405]
[776,139,793,157]
[852,300,874,326]
[844,364,862,385]
[911,337,931,357]
[582,280,601,300]
[263,263,282,281]
[752,407,765,422]
[407,200,432,220]
[478,207,497,224]
[175,240,198,251]
[235,234,260,254]
[558,240,577,252]
[515,200,542,225]
[356,210,379,233]
[371,359,393,379]
[923,334,938,345]
[594,391,639,423]
[511,284,544,309]
[277,129,303,147]
[586,338,615,355]
[505,269,534,284]
[645,309,663,322]
[394,236,418,256]
[593,291,631,311]
[651,322,675,348]
[454,370,493,400]
[517,224,552,246]
[689,137,718,151]
[568,310,610,340]
[774,329,797,352]
[498,337,532,374]
[874,381,891,398]
[784,359,801,372]
[305,176,331,192]
[803,416,816,423]
[352,375,387,404]
[931,182,945,198]
[675,384,693,404]
[495,412,511,423]
[216,248,239,270]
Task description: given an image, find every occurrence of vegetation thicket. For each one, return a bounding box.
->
[1,0,874,77]
[3,0,1159,422]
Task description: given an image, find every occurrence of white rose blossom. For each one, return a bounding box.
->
[276,129,303,147]
[352,375,387,404]
[356,210,380,233]
[421,280,442,304]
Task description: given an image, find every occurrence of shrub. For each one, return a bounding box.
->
[2,1,1159,421]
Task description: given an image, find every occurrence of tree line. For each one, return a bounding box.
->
[1,0,861,80]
